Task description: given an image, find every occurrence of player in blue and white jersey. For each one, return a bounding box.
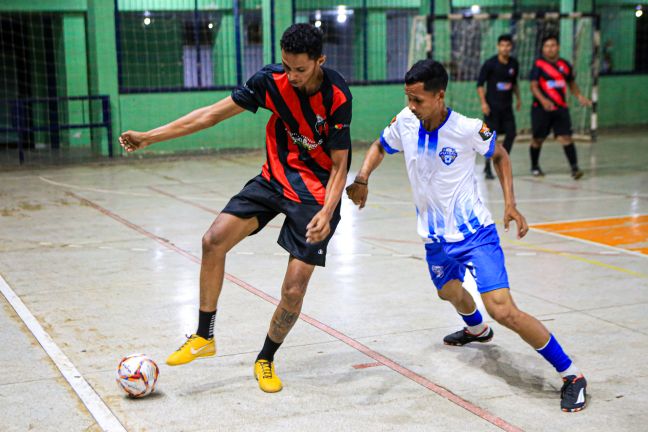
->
[346,60,587,412]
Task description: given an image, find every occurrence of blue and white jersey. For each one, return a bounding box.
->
[380,107,497,243]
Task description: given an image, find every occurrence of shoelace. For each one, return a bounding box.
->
[176,334,196,352]
[561,377,577,400]
[259,361,273,379]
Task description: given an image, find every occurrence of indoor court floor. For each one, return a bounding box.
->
[1,131,647,431]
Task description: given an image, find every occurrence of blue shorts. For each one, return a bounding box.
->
[425,224,509,294]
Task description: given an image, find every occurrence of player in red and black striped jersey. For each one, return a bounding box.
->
[529,35,592,179]
[118,24,351,393]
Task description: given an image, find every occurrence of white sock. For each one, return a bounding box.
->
[560,363,581,378]
[467,323,488,335]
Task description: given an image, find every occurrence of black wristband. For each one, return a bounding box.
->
[354,179,368,186]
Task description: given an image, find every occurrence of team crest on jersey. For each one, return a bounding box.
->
[439,147,458,166]
[315,115,328,136]
[509,68,515,76]
[479,123,493,141]
[431,265,445,278]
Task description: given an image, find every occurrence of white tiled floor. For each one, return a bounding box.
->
[1,133,647,431]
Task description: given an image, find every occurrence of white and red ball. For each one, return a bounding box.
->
[116,354,159,398]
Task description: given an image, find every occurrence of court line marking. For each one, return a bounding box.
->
[531,213,645,226]
[39,176,229,202]
[352,362,383,370]
[506,236,648,278]
[144,187,646,277]
[148,185,220,215]
[0,275,126,432]
[528,227,648,260]
[69,192,524,432]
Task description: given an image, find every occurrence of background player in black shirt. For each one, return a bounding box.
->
[118,24,352,393]
[477,34,520,180]
[529,35,591,179]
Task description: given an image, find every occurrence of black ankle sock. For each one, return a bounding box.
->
[257,334,282,362]
[563,143,579,169]
[530,146,541,168]
[196,309,216,339]
[484,159,492,172]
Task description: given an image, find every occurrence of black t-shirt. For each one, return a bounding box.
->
[231,65,352,206]
[476,56,519,109]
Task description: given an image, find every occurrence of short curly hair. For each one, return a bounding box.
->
[280,23,323,59]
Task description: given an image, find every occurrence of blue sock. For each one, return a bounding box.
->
[459,308,487,334]
[537,334,573,373]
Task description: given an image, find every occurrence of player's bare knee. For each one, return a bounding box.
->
[201,229,227,255]
[437,282,462,303]
[282,283,307,307]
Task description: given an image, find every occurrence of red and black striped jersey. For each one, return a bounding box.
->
[231,64,352,206]
[529,57,574,109]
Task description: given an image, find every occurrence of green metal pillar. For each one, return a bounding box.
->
[431,0,452,66]
[62,13,89,148]
[214,12,238,86]
[560,0,575,62]
[367,9,386,81]
[263,0,293,65]
[87,0,120,156]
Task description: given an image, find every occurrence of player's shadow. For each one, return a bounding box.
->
[450,343,560,398]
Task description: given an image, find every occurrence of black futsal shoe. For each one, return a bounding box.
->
[560,374,587,412]
[443,326,494,346]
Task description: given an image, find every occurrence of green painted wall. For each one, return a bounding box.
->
[119,92,269,154]
[119,73,648,154]
[599,75,648,127]
[118,84,408,154]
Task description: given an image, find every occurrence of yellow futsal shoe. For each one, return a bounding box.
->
[254,359,283,393]
[166,334,215,366]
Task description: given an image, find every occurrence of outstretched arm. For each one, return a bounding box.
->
[345,139,386,209]
[491,143,529,239]
[119,96,245,152]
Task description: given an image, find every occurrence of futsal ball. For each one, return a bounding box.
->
[116,354,159,398]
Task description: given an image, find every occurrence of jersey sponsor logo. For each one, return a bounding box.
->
[496,82,513,91]
[546,79,566,89]
[334,123,350,130]
[439,147,458,166]
[479,123,493,141]
[289,131,324,151]
[431,265,445,278]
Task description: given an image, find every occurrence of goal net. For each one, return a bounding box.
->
[409,12,599,140]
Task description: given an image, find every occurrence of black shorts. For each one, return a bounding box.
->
[531,104,572,139]
[221,175,341,267]
[484,106,516,137]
